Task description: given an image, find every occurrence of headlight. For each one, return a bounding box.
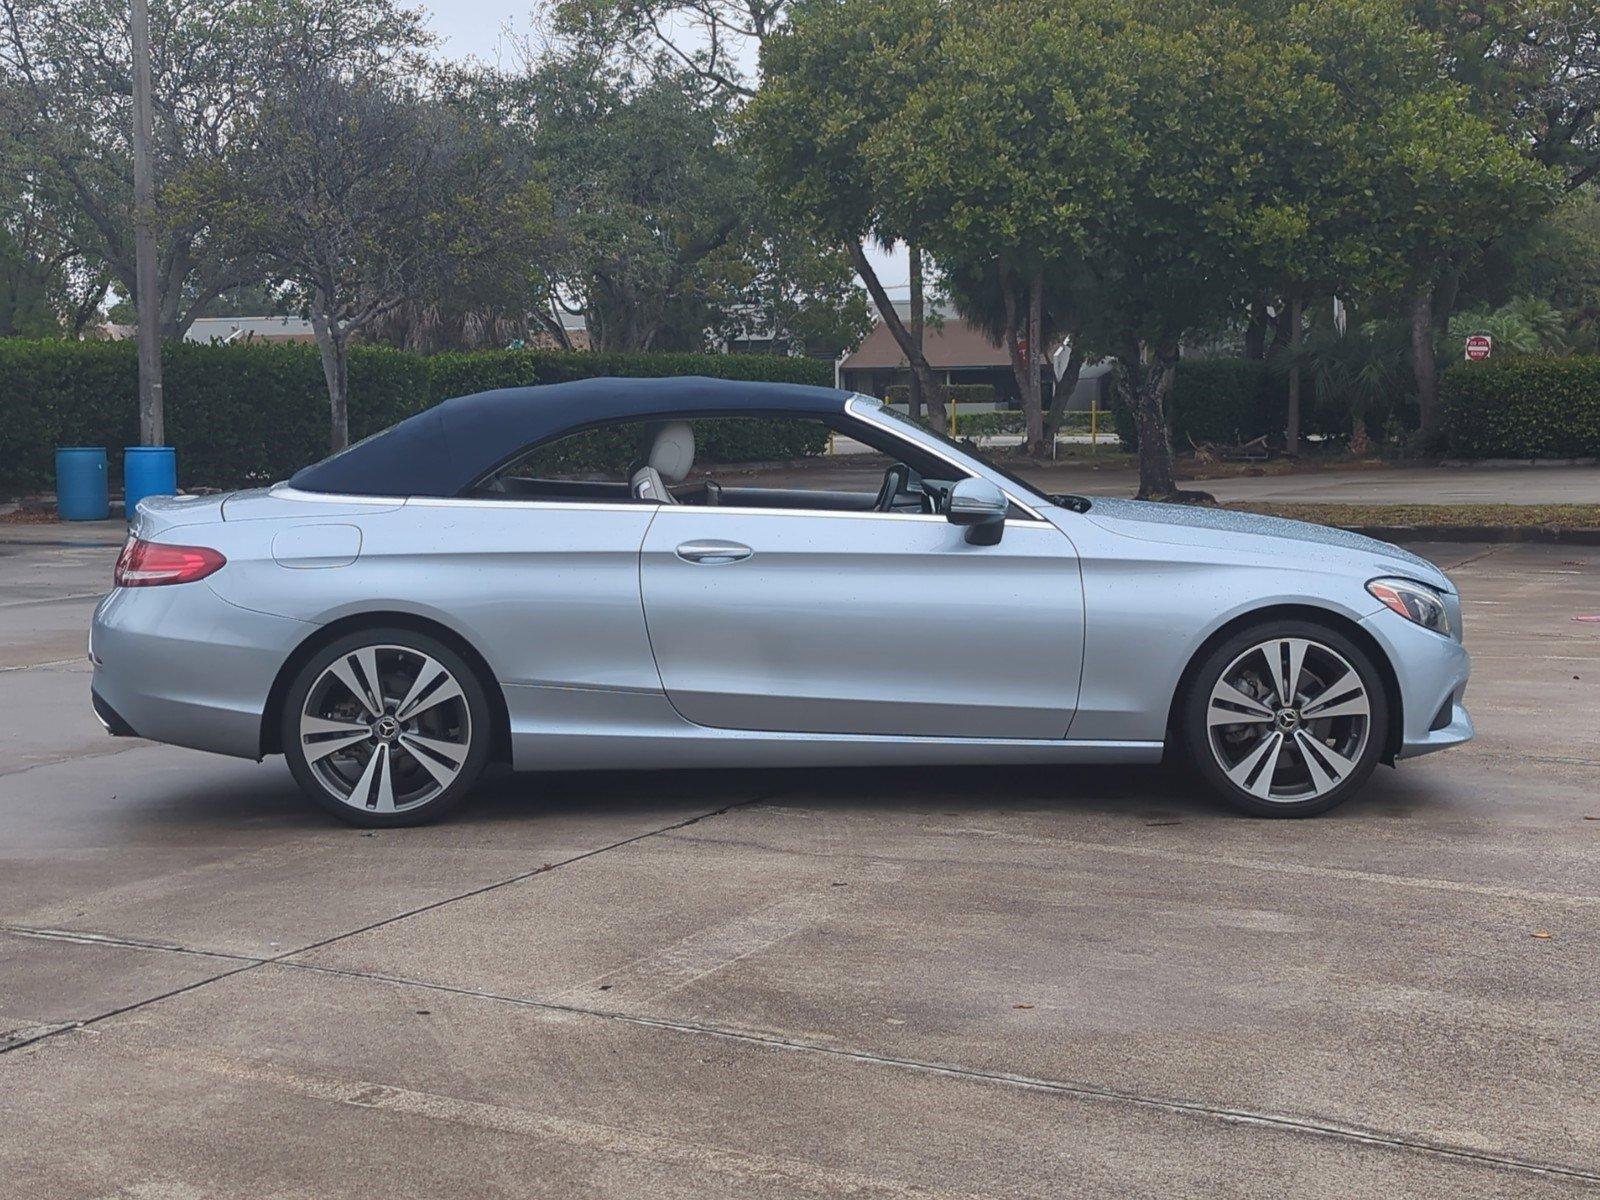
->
[1367,577,1452,637]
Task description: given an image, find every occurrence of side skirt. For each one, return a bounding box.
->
[503,683,1161,772]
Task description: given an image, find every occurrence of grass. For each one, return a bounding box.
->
[1224,502,1600,530]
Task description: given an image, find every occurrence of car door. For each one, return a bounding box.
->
[638,506,1084,739]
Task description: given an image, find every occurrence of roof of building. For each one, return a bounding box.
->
[186,316,316,343]
[289,376,853,498]
[840,315,1016,371]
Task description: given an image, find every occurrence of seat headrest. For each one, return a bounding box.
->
[648,421,695,483]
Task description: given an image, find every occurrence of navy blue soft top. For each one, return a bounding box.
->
[288,375,852,497]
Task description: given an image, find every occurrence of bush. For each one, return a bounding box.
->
[951,410,1021,436]
[1442,357,1600,458]
[0,339,834,496]
[1110,358,1286,450]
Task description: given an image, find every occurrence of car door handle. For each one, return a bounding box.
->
[675,540,752,565]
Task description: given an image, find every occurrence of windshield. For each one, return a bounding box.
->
[861,400,1058,506]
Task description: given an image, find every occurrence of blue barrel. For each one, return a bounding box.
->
[55,447,110,521]
[123,446,178,519]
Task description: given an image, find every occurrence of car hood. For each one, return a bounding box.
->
[1079,497,1454,593]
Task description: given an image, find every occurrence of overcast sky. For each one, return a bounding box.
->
[416,0,910,296]
[420,0,529,65]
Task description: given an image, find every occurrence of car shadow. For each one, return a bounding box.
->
[469,761,1225,825]
[115,753,1427,834]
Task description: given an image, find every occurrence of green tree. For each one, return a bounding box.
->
[745,0,954,427]
[1231,0,1556,447]
[0,0,426,339]
[528,54,749,353]
[1393,0,1595,434]
[0,136,107,335]
[525,47,866,356]
[867,0,1127,453]
[211,54,553,449]
[549,0,786,99]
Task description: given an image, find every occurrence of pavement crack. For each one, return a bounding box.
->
[253,957,1600,1187]
[1,925,259,963]
[0,656,85,673]
[281,790,781,963]
[152,1045,1001,1200]
[0,591,105,610]
[0,740,150,779]
[1439,544,1509,571]
[0,792,779,1058]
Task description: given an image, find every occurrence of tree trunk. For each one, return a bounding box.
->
[1349,404,1371,456]
[1269,302,1293,357]
[907,245,925,421]
[1285,295,1302,455]
[1123,342,1179,499]
[1432,266,1461,333]
[1244,298,1269,360]
[1003,268,1047,455]
[851,242,946,430]
[1409,285,1439,441]
[1026,265,1045,455]
[1045,340,1085,439]
[310,295,351,452]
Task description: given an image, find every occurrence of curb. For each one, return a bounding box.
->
[1343,525,1600,546]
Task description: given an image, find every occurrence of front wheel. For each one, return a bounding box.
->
[282,628,492,826]
[1183,620,1389,817]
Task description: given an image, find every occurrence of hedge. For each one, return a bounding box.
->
[0,339,834,496]
[1111,358,1287,449]
[1442,357,1600,459]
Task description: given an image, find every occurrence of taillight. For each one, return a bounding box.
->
[114,537,226,587]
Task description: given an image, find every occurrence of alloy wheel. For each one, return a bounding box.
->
[298,644,472,814]
[1206,636,1372,803]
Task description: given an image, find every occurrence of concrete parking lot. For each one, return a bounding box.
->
[1,521,1596,1198]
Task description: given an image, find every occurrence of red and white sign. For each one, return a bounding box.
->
[1464,334,1492,362]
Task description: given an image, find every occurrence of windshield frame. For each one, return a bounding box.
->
[848,396,1054,515]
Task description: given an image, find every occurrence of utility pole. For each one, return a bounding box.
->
[130,0,163,445]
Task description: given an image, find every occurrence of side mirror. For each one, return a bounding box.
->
[947,478,1008,545]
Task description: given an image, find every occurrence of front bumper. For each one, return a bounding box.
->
[90,689,140,738]
[1399,698,1474,759]
[1359,606,1473,760]
[91,583,310,760]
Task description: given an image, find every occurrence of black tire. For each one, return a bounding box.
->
[1182,619,1389,818]
[282,626,493,827]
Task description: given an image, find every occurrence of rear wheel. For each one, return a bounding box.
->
[1183,620,1389,817]
[282,628,492,826]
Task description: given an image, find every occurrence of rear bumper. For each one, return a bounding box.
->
[1359,607,1473,761]
[90,583,310,760]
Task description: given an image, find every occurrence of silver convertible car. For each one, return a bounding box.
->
[91,377,1472,826]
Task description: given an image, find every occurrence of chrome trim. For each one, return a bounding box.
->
[845,396,1047,521]
[271,485,409,506]
[676,540,754,564]
[404,495,1068,528]
[406,496,650,513]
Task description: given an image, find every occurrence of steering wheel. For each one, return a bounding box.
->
[874,464,911,512]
